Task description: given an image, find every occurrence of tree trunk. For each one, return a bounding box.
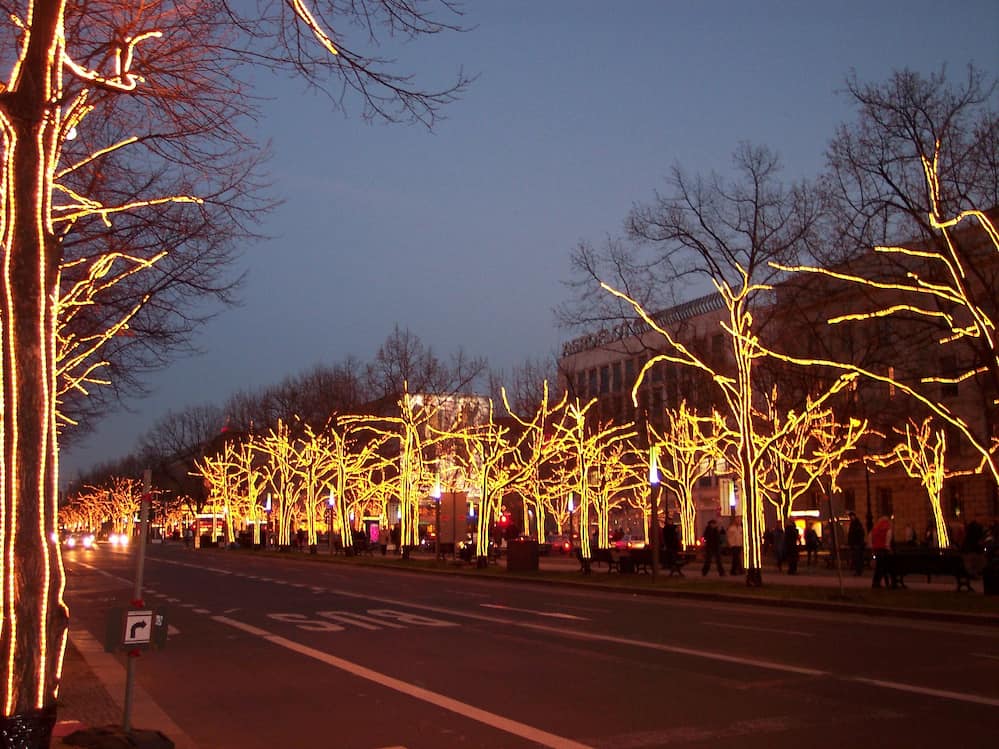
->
[0,1,71,744]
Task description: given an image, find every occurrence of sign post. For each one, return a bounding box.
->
[123,469,152,733]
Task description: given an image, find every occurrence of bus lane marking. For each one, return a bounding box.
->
[211,614,592,749]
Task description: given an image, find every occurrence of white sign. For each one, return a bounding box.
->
[124,610,153,645]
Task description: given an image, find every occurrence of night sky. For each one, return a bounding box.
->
[59,0,999,483]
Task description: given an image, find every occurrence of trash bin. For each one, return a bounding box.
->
[983,560,999,595]
[506,538,539,572]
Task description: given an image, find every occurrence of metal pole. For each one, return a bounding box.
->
[650,483,659,582]
[435,498,441,560]
[124,468,152,733]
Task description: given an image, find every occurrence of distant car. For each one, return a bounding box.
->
[61,532,97,550]
[107,532,130,548]
[548,535,573,554]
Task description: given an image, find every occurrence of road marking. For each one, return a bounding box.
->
[848,676,999,708]
[211,615,592,749]
[193,608,210,614]
[168,625,181,636]
[154,557,999,708]
[318,611,405,630]
[481,604,588,621]
[702,621,814,638]
[973,652,999,661]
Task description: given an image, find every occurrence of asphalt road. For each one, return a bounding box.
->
[62,543,999,749]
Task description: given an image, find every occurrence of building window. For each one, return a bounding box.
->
[599,366,610,394]
[612,362,622,392]
[876,487,893,518]
[576,371,586,397]
[624,358,635,386]
[712,333,724,357]
[588,369,597,397]
[843,488,856,512]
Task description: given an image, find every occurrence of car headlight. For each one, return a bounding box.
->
[65,537,76,548]
[82,535,95,549]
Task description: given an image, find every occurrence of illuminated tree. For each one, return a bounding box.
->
[589,441,643,548]
[756,389,859,523]
[327,415,391,553]
[552,398,635,558]
[0,2,468,738]
[501,381,570,543]
[781,67,998,483]
[777,152,999,486]
[870,418,969,549]
[651,402,725,547]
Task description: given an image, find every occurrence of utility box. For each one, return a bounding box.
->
[506,538,539,572]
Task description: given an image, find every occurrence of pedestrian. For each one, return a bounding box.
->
[902,523,917,546]
[783,519,800,575]
[870,515,895,589]
[773,524,786,571]
[183,526,192,548]
[701,519,726,576]
[728,517,744,576]
[804,523,819,567]
[847,512,866,575]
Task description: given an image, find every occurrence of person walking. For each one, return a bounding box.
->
[847,512,866,576]
[804,523,819,567]
[870,515,895,588]
[773,524,786,572]
[783,519,800,575]
[728,517,744,576]
[701,519,726,576]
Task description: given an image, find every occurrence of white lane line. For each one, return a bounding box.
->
[168,625,181,636]
[445,589,491,598]
[480,604,588,621]
[849,676,999,708]
[223,608,240,615]
[703,621,814,638]
[211,615,591,749]
[193,608,211,615]
[973,652,999,661]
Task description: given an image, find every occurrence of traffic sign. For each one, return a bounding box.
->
[105,606,169,652]
[124,610,153,645]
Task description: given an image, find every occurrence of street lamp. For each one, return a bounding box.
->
[328,488,336,555]
[431,478,442,561]
[649,447,660,582]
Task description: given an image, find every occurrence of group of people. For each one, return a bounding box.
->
[699,517,744,576]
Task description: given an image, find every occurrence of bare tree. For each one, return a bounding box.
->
[365,324,487,400]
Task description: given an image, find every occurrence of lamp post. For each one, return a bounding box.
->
[328,488,335,555]
[431,479,442,561]
[649,447,660,582]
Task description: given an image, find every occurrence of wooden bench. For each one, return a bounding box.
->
[891,550,980,592]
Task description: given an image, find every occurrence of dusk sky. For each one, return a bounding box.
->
[60,0,999,483]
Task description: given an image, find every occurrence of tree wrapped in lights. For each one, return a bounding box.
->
[552,398,635,559]
[327,414,391,554]
[0,1,468,739]
[651,402,725,548]
[870,418,968,550]
[500,381,570,543]
[756,387,861,524]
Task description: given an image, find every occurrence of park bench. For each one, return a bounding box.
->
[663,550,694,577]
[575,547,618,574]
[891,549,980,592]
